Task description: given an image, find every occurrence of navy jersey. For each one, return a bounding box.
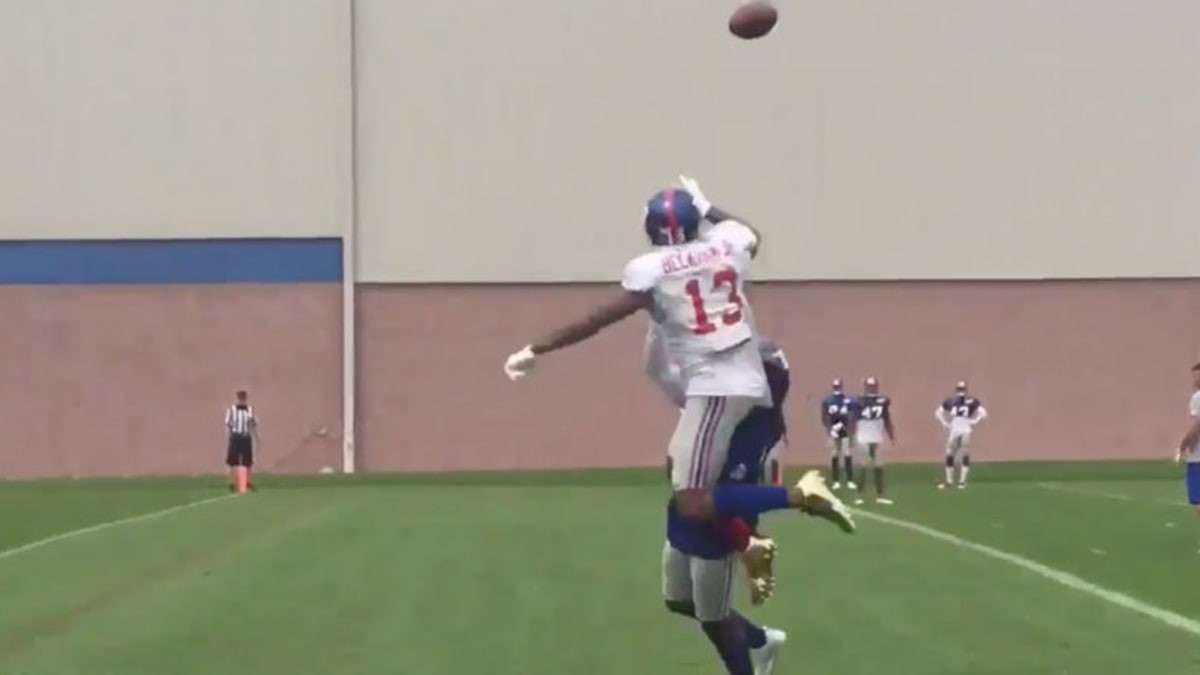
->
[853,394,892,442]
[941,395,982,420]
[820,393,855,438]
[666,358,789,559]
[854,395,892,421]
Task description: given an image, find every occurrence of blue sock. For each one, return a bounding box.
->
[712,486,790,519]
[701,620,754,675]
[731,611,766,649]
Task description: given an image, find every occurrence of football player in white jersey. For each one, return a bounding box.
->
[935,381,988,489]
[503,175,854,527]
[505,176,853,675]
[1173,363,1200,523]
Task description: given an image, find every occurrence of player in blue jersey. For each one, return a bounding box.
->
[935,381,988,489]
[821,379,857,490]
[655,335,792,675]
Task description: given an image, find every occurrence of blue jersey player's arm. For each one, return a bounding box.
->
[845,397,864,437]
[819,395,835,430]
[756,338,789,407]
[883,399,896,442]
[935,397,954,428]
[970,399,989,423]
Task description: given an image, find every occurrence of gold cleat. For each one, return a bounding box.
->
[741,536,776,605]
[796,470,857,533]
[746,572,775,606]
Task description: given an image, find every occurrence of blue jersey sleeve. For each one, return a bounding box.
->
[765,361,789,409]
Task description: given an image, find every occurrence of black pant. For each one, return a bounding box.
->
[226,435,254,468]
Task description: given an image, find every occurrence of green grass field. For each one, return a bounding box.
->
[1,461,1199,674]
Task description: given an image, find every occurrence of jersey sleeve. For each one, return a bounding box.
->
[706,220,758,255]
[621,254,661,293]
[1190,392,1200,417]
[643,323,686,409]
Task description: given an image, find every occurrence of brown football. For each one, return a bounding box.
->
[729,2,778,40]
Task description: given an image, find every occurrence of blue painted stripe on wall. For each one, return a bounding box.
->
[0,238,342,285]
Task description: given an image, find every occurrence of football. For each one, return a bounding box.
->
[729,2,778,40]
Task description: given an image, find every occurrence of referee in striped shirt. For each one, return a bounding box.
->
[225,390,259,491]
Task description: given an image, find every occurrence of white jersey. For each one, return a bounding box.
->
[1188,391,1200,463]
[623,221,767,399]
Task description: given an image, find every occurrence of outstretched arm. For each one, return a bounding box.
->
[531,291,647,355]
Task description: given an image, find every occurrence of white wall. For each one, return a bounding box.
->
[354,0,1200,282]
[3,1,1197,280]
[0,0,352,239]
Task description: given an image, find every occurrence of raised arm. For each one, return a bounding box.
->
[678,175,761,259]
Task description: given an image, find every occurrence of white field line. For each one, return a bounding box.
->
[1035,481,1185,507]
[852,507,1200,638]
[0,493,237,562]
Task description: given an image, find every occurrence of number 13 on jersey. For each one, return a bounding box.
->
[684,266,745,336]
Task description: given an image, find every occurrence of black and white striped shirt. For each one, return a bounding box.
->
[225,405,256,437]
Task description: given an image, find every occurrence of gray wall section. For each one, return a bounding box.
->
[355,0,1200,282]
[0,0,351,239]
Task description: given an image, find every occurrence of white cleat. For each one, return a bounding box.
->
[875,497,894,505]
[751,627,787,675]
[846,481,859,491]
[832,481,842,490]
[795,470,856,533]
[853,497,865,505]
[957,482,968,490]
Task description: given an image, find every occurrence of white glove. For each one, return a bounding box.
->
[504,345,536,381]
[1174,447,1185,464]
[677,175,713,217]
